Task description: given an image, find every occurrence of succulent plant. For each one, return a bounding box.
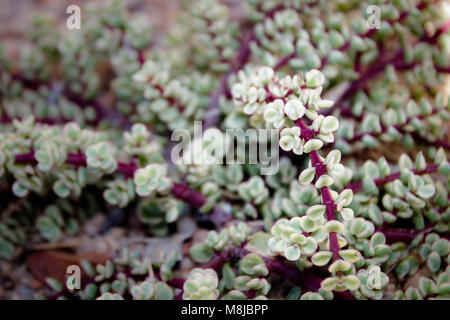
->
[0,0,449,301]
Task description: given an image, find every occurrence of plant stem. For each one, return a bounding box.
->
[14,151,208,209]
[380,225,435,243]
[345,163,439,193]
[295,118,340,261]
[202,246,355,299]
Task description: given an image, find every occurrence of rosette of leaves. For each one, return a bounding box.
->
[190,222,252,263]
[85,142,118,174]
[103,178,136,208]
[237,176,269,205]
[123,123,163,163]
[132,60,201,132]
[137,198,182,237]
[130,279,174,300]
[133,163,173,197]
[320,259,361,292]
[212,164,244,193]
[268,217,323,262]
[354,266,389,300]
[183,268,219,300]
[222,254,271,300]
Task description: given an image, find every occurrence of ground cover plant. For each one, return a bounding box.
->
[0,0,449,300]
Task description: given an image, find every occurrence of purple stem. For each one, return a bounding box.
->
[202,247,355,300]
[14,152,208,209]
[345,163,439,193]
[380,225,435,243]
[296,118,341,261]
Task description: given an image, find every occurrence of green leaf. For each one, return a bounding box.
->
[284,246,301,261]
[416,184,436,199]
[324,221,344,233]
[342,275,360,290]
[36,216,61,243]
[12,182,28,198]
[284,99,305,120]
[305,69,325,88]
[431,239,449,256]
[306,205,326,220]
[46,277,63,292]
[0,238,13,260]
[368,203,383,225]
[329,259,351,273]
[189,243,214,263]
[154,282,174,300]
[315,174,334,188]
[339,249,361,263]
[427,251,441,272]
[222,263,235,290]
[396,260,410,279]
[320,277,337,291]
[322,116,339,132]
[299,167,316,185]
[287,286,302,300]
[311,251,333,266]
[304,139,323,153]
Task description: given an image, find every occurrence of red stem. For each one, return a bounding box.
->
[380,225,435,243]
[345,163,439,193]
[295,118,340,261]
[203,246,354,299]
[14,151,207,209]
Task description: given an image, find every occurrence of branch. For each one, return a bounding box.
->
[380,225,435,243]
[344,163,439,193]
[296,119,340,262]
[13,152,209,210]
[202,246,354,300]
